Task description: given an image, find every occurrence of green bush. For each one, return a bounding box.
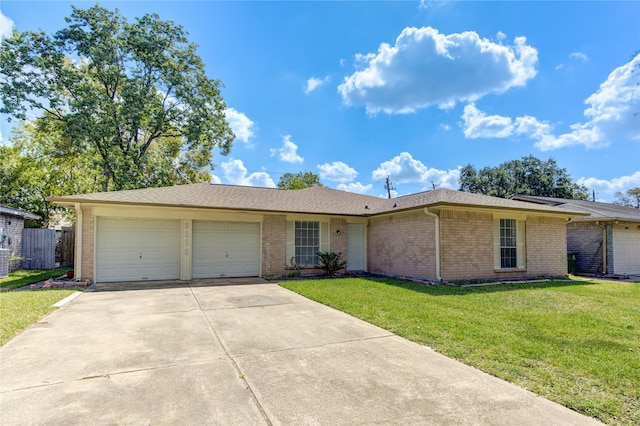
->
[317,252,347,276]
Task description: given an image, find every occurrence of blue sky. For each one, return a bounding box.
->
[1,1,639,201]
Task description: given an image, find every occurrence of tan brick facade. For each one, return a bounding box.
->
[525,216,567,277]
[439,209,494,281]
[368,211,437,280]
[80,206,95,281]
[261,214,287,276]
[329,218,347,257]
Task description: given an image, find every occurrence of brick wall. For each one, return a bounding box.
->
[526,216,567,276]
[368,211,436,280]
[439,210,494,281]
[567,222,603,275]
[330,218,347,258]
[0,215,25,272]
[80,207,95,281]
[262,214,287,276]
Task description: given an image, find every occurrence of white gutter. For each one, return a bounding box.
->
[424,208,442,281]
[74,202,83,279]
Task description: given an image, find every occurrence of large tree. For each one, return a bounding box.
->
[0,4,234,192]
[277,172,323,190]
[459,156,589,200]
[0,120,101,225]
[614,187,640,208]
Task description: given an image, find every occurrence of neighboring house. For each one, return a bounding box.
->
[48,184,586,284]
[512,195,640,276]
[0,204,40,272]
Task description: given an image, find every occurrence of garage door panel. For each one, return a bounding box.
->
[192,221,260,278]
[97,218,180,283]
[613,225,640,274]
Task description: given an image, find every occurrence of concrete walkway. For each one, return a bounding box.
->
[1,279,601,425]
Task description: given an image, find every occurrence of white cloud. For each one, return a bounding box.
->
[577,171,640,201]
[569,52,589,62]
[220,158,276,188]
[210,174,222,184]
[317,161,358,183]
[372,152,461,189]
[536,54,640,151]
[338,27,537,114]
[1,11,14,40]
[224,108,255,145]
[271,135,303,163]
[305,76,330,94]
[462,103,551,140]
[337,182,373,194]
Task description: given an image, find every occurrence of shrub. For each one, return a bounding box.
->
[317,252,347,276]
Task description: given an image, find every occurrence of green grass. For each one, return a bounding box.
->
[0,268,72,290]
[280,277,640,425]
[0,289,78,346]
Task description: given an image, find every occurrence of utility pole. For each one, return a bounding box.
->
[384,175,395,199]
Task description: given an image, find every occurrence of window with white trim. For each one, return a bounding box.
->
[493,217,526,270]
[295,221,320,266]
[500,219,517,268]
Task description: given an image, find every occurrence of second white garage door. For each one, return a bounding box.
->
[612,224,640,274]
[192,221,260,278]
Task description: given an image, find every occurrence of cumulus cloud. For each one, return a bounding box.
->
[1,11,14,40]
[210,174,222,184]
[538,55,640,151]
[337,182,373,194]
[224,108,255,145]
[338,27,537,114]
[317,161,358,183]
[270,135,304,163]
[462,103,551,140]
[577,171,640,201]
[372,152,460,189]
[462,55,640,151]
[220,158,276,188]
[305,76,330,94]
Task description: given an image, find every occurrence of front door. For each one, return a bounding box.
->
[347,223,365,271]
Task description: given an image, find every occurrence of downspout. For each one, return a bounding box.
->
[74,203,83,279]
[596,221,607,275]
[424,208,442,281]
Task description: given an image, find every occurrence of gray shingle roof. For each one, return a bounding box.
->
[48,183,587,217]
[511,195,640,222]
[0,204,40,220]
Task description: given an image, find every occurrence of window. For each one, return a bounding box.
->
[295,221,320,266]
[500,219,517,268]
[494,217,525,270]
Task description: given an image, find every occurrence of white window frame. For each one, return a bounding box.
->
[286,219,329,267]
[493,216,526,270]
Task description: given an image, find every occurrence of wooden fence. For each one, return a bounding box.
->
[58,227,75,267]
[21,228,56,270]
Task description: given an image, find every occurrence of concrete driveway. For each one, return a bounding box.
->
[1,279,600,425]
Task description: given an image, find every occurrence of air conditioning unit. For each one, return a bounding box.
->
[0,249,9,278]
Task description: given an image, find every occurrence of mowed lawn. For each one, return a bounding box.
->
[0,289,78,346]
[280,277,640,425]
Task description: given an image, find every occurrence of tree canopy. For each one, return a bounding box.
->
[277,172,323,190]
[459,156,589,200]
[614,187,640,208]
[0,4,234,192]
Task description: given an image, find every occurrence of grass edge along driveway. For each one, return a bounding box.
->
[280,277,640,426]
[0,289,78,346]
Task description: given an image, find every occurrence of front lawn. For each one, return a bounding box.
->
[0,289,78,346]
[0,268,72,290]
[280,277,640,426]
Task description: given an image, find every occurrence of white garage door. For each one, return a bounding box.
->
[97,218,180,282]
[192,221,260,278]
[612,225,640,275]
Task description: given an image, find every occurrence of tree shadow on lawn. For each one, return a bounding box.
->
[363,276,600,297]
